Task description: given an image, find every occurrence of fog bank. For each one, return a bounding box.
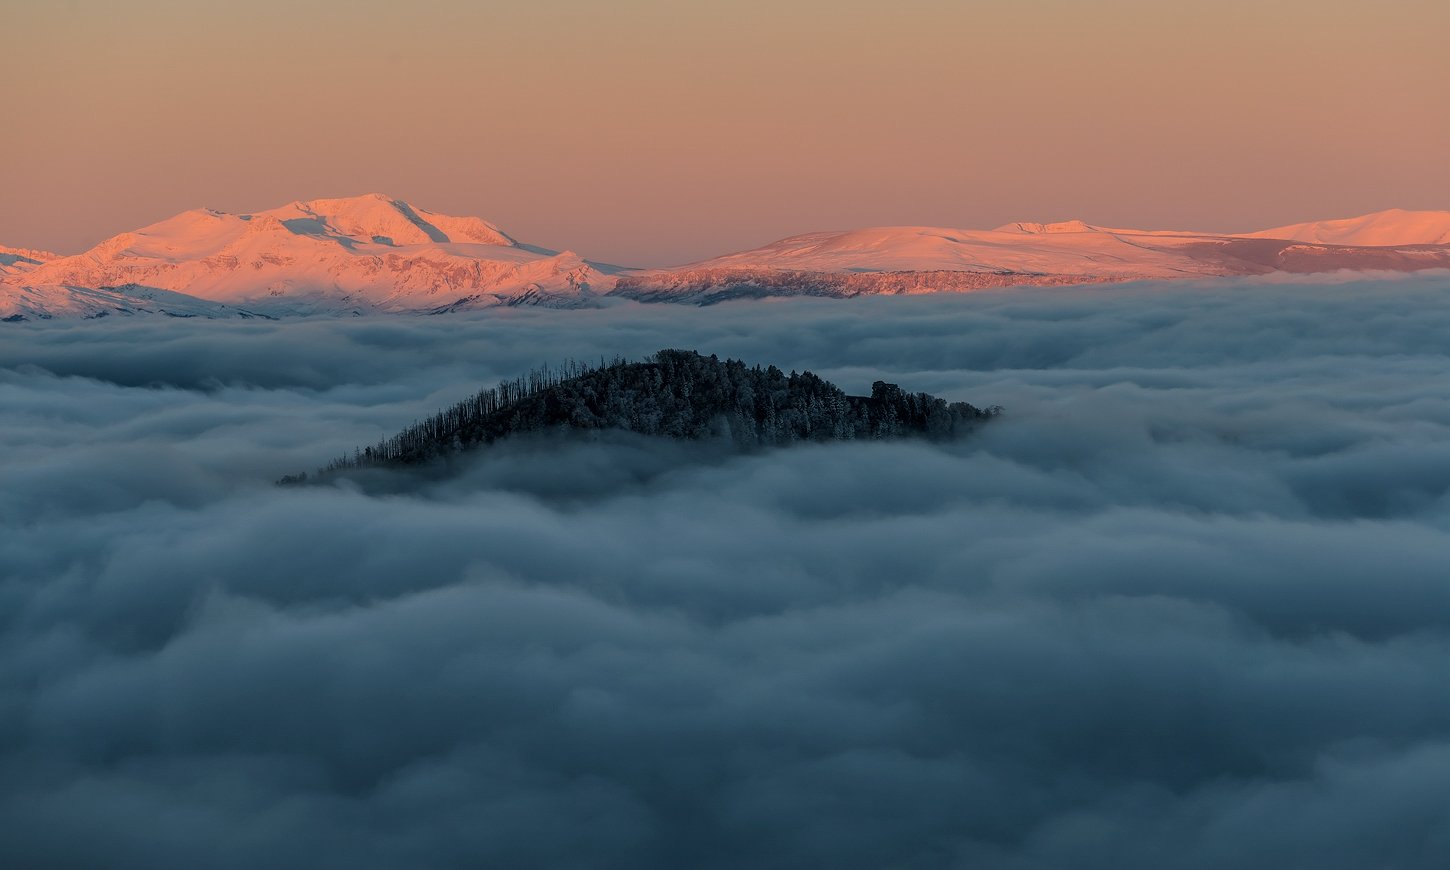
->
[3,278,1450,868]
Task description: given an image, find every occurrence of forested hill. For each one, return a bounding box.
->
[285,350,999,482]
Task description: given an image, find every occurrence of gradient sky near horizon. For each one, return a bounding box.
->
[3,0,1448,266]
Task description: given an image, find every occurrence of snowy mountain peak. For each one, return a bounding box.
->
[261,195,517,248]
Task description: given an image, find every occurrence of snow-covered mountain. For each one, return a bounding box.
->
[5,200,1450,319]
[1245,209,1450,247]
[2,194,621,319]
[615,214,1450,303]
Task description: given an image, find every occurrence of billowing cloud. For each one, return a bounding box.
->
[3,277,1450,868]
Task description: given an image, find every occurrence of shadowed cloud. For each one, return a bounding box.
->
[2,278,1450,868]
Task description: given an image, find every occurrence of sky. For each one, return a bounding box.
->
[3,0,1448,265]
[5,278,1450,867]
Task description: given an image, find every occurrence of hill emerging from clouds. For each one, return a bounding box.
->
[288,349,999,483]
[5,199,1450,319]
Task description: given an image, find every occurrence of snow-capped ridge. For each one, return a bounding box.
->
[995,220,1101,234]
[0,244,60,278]
[618,208,1450,303]
[260,194,517,248]
[1246,208,1450,246]
[0,244,59,261]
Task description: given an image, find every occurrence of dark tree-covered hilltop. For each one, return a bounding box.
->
[284,350,999,482]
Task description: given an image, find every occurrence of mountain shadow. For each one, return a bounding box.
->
[283,350,1000,483]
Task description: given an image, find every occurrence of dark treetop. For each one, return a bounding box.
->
[285,350,999,482]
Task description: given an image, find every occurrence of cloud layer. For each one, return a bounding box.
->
[4,278,1450,868]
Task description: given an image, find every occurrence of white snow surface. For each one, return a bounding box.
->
[1245,209,1450,246]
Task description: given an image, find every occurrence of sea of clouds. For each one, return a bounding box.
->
[3,277,1450,869]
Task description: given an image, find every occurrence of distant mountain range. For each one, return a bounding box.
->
[5,196,1449,320]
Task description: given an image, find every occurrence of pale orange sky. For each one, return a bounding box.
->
[3,0,1448,266]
